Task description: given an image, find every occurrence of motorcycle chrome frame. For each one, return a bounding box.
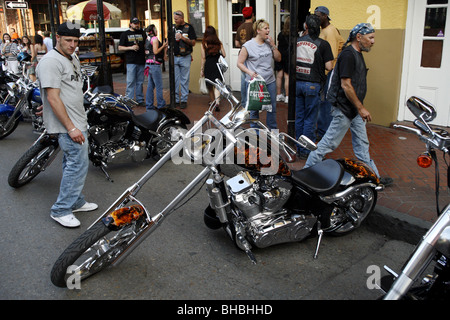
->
[383,96,450,299]
[87,75,310,267]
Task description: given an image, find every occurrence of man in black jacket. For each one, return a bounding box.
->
[304,23,393,186]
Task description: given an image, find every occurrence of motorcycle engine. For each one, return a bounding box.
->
[89,123,149,163]
[226,172,317,248]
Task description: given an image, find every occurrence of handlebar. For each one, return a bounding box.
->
[393,122,450,154]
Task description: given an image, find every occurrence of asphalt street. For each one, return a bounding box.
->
[0,122,417,302]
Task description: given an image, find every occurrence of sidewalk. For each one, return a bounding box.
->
[112,71,448,243]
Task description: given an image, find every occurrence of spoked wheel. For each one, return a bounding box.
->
[0,113,20,139]
[155,124,185,157]
[51,214,150,288]
[8,140,59,188]
[327,186,377,235]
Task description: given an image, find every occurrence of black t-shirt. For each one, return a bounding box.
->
[119,29,146,65]
[173,23,197,56]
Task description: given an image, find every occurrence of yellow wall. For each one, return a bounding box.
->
[311,0,409,126]
[311,0,408,30]
[171,0,218,95]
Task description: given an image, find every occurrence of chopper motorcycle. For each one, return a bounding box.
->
[50,62,384,288]
[7,66,190,188]
[380,97,450,300]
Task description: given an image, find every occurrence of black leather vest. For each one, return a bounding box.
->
[327,46,367,119]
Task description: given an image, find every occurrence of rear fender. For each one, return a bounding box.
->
[160,107,191,126]
[337,158,380,184]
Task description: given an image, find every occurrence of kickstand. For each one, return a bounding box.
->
[100,166,114,182]
[313,221,323,259]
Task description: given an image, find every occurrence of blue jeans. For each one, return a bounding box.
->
[174,55,192,103]
[305,106,380,177]
[316,72,333,138]
[248,81,278,130]
[125,63,145,103]
[295,81,321,155]
[146,64,166,110]
[51,132,89,218]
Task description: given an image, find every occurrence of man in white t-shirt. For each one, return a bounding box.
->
[43,30,53,51]
[36,22,98,228]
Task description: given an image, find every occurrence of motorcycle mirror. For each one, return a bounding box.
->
[435,226,450,258]
[407,96,437,123]
[298,135,318,151]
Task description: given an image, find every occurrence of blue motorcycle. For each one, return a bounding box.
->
[0,55,44,139]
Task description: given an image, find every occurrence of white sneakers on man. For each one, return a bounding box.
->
[51,214,81,228]
[73,202,99,213]
[51,202,98,228]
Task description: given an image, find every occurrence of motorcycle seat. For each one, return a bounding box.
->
[132,109,164,132]
[291,159,344,196]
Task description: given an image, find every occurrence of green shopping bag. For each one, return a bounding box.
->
[246,75,272,111]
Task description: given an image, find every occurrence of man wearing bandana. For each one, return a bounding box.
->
[304,23,393,187]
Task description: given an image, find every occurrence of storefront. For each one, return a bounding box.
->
[6,0,449,127]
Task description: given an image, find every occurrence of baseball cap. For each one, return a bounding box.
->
[314,6,331,20]
[57,22,80,37]
[130,17,140,24]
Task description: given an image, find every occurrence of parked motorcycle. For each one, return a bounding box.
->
[380,97,450,300]
[49,62,384,288]
[0,61,44,139]
[8,66,190,188]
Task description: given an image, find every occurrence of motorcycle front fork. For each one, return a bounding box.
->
[383,205,450,299]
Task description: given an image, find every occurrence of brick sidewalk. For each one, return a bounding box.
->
[113,76,449,223]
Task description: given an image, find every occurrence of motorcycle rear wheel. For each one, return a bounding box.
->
[8,141,58,188]
[50,217,148,288]
[328,186,377,235]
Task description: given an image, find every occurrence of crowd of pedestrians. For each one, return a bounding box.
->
[4,6,394,228]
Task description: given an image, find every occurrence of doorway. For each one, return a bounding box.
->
[400,0,450,126]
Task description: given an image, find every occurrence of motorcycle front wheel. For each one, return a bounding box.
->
[51,217,149,288]
[328,186,377,235]
[8,140,59,188]
[0,112,20,139]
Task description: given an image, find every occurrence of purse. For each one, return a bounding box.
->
[199,76,208,95]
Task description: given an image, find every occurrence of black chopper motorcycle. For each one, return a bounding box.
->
[379,96,450,300]
[49,60,385,288]
[8,66,190,188]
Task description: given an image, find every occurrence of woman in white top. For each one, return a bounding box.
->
[1,33,19,73]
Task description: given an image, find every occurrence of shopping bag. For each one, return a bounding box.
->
[246,75,272,111]
[199,77,208,95]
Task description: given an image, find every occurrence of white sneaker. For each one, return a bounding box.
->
[285,96,289,104]
[276,94,285,102]
[51,214,81,228]
[73,202,98,213]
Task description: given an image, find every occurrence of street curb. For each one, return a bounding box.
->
[366,205,433,245]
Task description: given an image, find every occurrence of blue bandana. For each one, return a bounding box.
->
[346,23,375,44]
